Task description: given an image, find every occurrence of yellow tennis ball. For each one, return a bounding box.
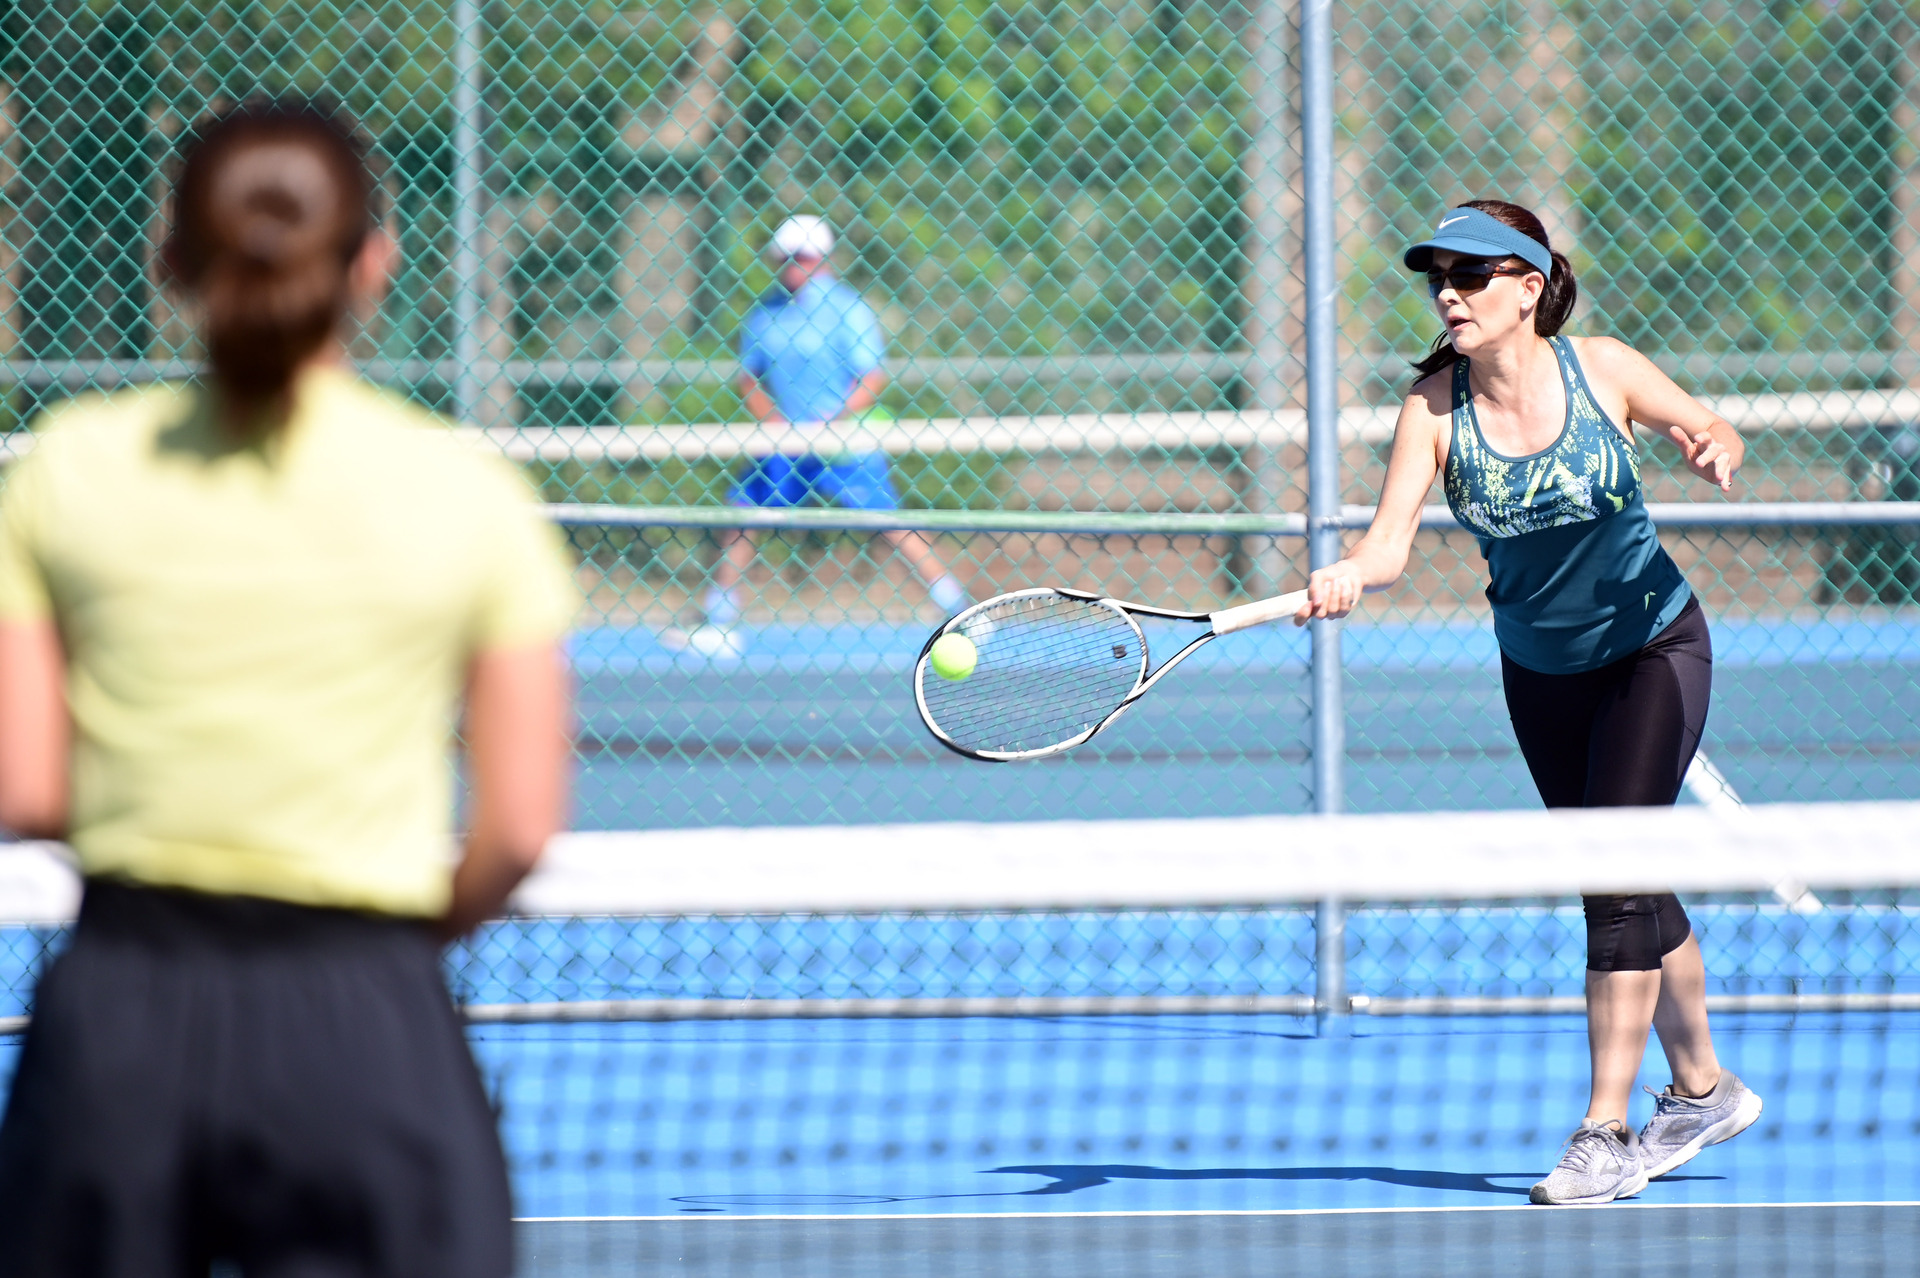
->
[929,632,978,681]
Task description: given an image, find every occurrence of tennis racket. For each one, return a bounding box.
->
[914,586,1311,762]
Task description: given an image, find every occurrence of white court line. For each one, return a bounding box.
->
[517,1200,1920,1223]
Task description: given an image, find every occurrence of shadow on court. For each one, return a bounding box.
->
[990,1162,1539,1197]
[669,1163,1730,1208]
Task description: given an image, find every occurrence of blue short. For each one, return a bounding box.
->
[731,454,899,511]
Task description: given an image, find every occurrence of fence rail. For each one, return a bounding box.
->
[547,501,1920,536]
[13,352,1919,400]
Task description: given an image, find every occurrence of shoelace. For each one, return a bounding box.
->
[1645,1085,1679,1115]
[1557,1123,1627,1174]
[1644,1084,1702,1124]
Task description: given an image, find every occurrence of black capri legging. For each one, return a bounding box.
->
[1501,595,1712,972]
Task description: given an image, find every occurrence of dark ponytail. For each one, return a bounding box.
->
[1409,199,1578,384]
[166,99,375,423]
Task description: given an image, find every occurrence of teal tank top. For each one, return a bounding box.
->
[1442,336,1690,675]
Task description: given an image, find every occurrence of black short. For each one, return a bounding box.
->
[0,879,511,1278]
[1502,595,1713,972]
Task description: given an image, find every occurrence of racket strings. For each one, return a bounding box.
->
[918,596,1145,756]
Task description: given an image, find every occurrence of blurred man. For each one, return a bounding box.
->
[670,216,966,654]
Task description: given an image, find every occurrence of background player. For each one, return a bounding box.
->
[1295,200,1762,1205]
[0,100,572,1275]
[671,215,968,654]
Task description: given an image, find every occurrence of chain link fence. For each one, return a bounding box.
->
[444,897,1920,1010]
[3,2,1919,825]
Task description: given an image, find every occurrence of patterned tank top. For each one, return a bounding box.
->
[1442,336,1691,674]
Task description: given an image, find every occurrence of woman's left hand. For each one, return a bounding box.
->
[1667,423,1738,492]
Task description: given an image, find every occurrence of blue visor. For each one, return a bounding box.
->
[1403,207,1553,276]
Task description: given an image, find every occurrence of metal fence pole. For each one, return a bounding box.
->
[1300,0,1347,1036]
[1315,895,1347,1031]
[1243,0,1295,597]
[448,0,484,426]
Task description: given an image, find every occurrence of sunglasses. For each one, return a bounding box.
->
[1426,260,1534,298]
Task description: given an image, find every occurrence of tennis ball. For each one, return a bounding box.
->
[929,632,978,681]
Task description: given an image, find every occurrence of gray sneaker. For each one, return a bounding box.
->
[1637,1071,1763,1180]
[1530,1120,1649,1205]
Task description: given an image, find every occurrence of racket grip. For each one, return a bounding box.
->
[1209,589,1311,636]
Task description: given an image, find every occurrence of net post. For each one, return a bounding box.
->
[449,0,485,427]
[1314,895,1349,1037]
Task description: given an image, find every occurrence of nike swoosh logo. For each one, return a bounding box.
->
[1437,215,1468,229]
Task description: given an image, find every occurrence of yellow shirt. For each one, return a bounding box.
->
[0,368,574,916]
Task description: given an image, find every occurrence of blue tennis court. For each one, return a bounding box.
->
[492,1011,1920,1276]
[6,614,1919,1275]
[568,615,1920,828]
[1,1008,1911,1273]
[485,1013,1920,1218]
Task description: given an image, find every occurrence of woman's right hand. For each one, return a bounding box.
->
[1294,560,1368,625]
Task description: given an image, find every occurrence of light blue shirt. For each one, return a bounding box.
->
[739,276,885,425]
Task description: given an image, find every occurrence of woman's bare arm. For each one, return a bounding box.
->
[0,619,67,840]
[443,643,571,939]
[1580,337,1743,492]
[1296,381,1449,621]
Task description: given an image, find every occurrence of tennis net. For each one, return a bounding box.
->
[2,803,1918,1274]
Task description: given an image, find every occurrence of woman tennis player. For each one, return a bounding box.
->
[1297,201,1762,1205]
[0,101,571,1273]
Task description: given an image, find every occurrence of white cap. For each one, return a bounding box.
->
[769,215,834,260]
